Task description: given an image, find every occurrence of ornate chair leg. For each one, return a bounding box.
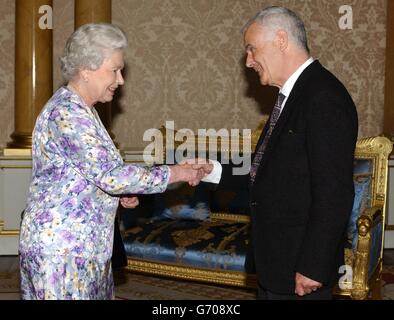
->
[371,277,382,300]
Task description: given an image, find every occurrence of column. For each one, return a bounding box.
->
[5,0,53,154]
[74,0,116,145]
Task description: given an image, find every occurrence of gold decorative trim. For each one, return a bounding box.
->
[355,137,392,260]
[334,137,392,299]
[126,257,257,288]
[123,160,146,164]
[211,212,250,223]
[358,207,383,229]
[355,137,392,208]
[0,157,32,161]
[0,166,32,169]
[144,220,178,244]
[217,224,249,251]
[3,148,31,157]
[333,260,382,299]
[160,125,256,158]
[0,216,18,235]
[0,230,20,236]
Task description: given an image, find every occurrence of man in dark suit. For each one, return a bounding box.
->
[197,6,358,300]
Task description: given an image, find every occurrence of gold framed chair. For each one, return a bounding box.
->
[333,136,392,299]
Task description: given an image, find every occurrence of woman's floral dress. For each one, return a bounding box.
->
[19,86,170,300]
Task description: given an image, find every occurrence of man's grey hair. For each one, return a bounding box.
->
[60,23,128,81]
[243,6,309,53]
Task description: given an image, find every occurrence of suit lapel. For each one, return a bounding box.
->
[252,60,321,180]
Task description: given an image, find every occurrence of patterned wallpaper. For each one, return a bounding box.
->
[0,0,387,150]
[0,1,14,149]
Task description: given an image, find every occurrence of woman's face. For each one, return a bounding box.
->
[85,49,125,105]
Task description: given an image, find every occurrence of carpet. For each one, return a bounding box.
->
[1,266,394,300]
[382,265,394,300]
[0,272,20,300]
[0,269,256,300]
[113,270,256,300]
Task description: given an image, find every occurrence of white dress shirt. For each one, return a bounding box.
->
[279,57,314,114]
[201,159,222,184]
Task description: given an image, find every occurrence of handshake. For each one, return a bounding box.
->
[120,159,215,209]
[168,158,214,187]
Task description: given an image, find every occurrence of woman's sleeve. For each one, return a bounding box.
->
[47,104,170,195]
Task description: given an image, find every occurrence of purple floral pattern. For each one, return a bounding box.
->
[19,86,170,300]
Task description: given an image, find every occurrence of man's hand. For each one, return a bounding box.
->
[180,158,213,177]
[168,164,205,186]
[295,272,322,296]
[120,196,139,209]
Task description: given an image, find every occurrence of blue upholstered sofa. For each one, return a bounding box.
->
[120,134,392,300]
[120,159,256,287]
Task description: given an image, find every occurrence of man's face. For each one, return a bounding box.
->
[244,22,280,87]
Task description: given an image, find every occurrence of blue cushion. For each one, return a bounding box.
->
[123,218,249,271]
[153,182,211,221]
[347,159,373,252]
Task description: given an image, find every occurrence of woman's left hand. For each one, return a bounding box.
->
[120,196,139,208]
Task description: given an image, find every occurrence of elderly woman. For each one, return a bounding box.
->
[19,23,205,300]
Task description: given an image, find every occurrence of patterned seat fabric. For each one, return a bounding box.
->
[347,159,373,252]
[345,159,382,277]
[122,162,251,272]
[123,218,249,271]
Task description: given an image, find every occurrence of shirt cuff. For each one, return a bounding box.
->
[201,160,222,184]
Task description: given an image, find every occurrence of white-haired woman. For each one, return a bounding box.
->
[19,23,204,300]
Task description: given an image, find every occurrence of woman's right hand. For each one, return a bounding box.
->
[120,196,139,208]
[168,164,205,186]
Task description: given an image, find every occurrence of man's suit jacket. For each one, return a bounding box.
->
[222,60,358,294]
